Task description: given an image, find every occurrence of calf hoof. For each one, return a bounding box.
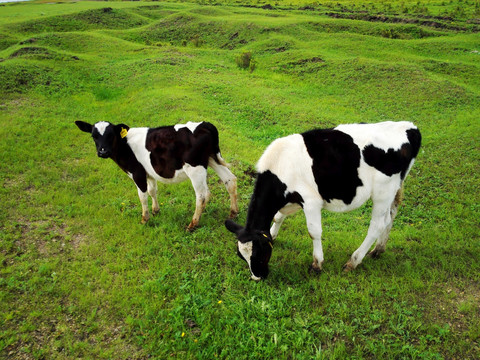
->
[368,248,384,259]
[186,223,198,232]
[152,207,160,216]
[308,259,323,274]
[141,216,149,224]
[308,264,322,274]
[229,210,239,219]
[342,261,356,273]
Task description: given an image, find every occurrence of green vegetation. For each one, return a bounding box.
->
[1,0,479,358]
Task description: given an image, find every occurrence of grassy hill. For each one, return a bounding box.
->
[0,1,479,358]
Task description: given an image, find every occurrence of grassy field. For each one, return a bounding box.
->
[1,0,479,358]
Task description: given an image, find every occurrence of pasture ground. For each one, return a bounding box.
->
[0,0,479,358]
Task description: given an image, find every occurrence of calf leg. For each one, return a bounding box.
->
[343,196,394,271]
[137,187,150,224]
[369,187,403,258]
[303,200,324,273]
[132,171,150,224]
[147,176,160,215]
[270,203,301,240]
[185,165,210,231]
[208,157,238,218]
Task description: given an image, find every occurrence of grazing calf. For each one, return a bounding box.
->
[226,121,421,280]
[76,120,238,230]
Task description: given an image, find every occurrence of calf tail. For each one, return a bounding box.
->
[203,122,230,167]
[394,185,404,208]
[213,152,229,167]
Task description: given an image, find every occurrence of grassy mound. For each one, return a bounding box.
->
[0,61,54,93]
[0,32,19,51]
[8,45,78,62]
[118,12,262,49]
[119,10,444,50]
[18,32,143,56]
[7,7,149,34]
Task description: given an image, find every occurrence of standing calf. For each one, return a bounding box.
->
[226,121,421,280]
[76,120,238,230]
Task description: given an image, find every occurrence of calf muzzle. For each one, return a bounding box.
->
[97,150,110,158]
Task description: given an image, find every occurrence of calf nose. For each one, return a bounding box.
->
[98,148,109,158]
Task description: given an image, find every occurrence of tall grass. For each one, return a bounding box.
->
[0,1,479,358]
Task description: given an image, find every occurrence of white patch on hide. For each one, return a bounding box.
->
[174,121,202,133]
[335,121,415,152]
[238,241,261,280]
[94,121,110,136]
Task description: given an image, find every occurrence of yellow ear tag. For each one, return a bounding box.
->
[262,233,273,248]
[120,128,128,138]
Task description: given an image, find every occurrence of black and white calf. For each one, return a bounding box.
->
[76,120,238,230]
[226,121,421,280]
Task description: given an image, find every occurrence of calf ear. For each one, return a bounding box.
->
[115,124,130,139]
[75,121,93,133]
[115,124,130,132]
[225,219,243,235]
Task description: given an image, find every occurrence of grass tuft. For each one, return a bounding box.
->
[235,51,256,71]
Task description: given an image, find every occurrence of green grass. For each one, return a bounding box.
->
[1,0,479,358]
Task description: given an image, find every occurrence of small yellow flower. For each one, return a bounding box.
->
[194,339,198,343]
[218,300,222,304]
[181,332,185,337]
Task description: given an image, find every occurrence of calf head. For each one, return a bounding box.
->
[225,220,273,281]
[75,121,129,159]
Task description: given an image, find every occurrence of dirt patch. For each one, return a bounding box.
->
[9,46,53,59]
[420,281,480,334]
[288,56,324,66]
[5,218,83,259]
[185,318,201,336]
[151,57,186,66]
[279,56,326,74]
[299,6,315,11]
[20,220,68,256]
[71,233,86,250]
[325,12,472,32]
[19,38,38,45]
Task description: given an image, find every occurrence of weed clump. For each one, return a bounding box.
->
[190,35,203,47]
[180,36,203,47]
[235,51,256,72]
[381,28,401,39]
